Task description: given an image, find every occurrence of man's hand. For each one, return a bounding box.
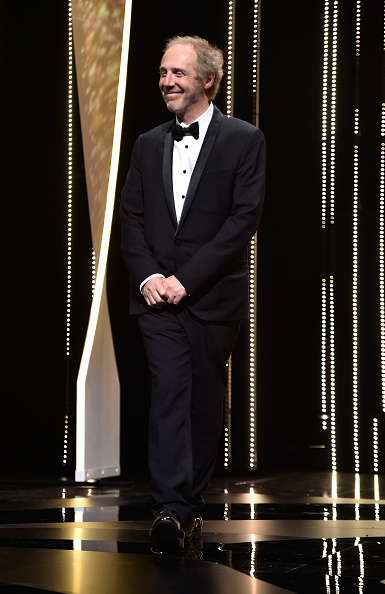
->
[142,277,168,309]
[163,275,188,305]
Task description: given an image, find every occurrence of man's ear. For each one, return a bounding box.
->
[204,72,215,91]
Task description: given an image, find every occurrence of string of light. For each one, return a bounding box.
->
[321,279,328,430]
[381,102,385,410]
[321,0,330,231]
[223,0,236,469]
[91,249,96,296]
[380,6,385,410]
[373,418,379,501]
[329,276,337,473]
[330,1,338,227]
[63,0,73,467]
[249,0,261,471]
[226,0,235,118]
[321,0,338,477]
[321,0,330,443]
[352,0,361,479]
[252,0,260,121]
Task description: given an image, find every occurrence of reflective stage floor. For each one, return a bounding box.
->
[1,471,385,593]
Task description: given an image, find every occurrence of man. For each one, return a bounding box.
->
[120,35,265,552]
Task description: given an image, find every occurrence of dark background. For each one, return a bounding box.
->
[2,1,384,479]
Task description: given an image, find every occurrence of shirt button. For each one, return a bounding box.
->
[183,170,186,174]
[182,195,185,199]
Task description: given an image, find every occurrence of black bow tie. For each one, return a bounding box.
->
[171,122,199,141]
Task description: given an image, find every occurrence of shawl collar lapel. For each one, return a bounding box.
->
[176,106,223,234]
[162,125,178,227]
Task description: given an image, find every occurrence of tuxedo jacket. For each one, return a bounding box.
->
[120,105,266,321]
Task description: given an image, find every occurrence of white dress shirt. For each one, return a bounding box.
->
[140,103,214,292]
[172,102,214,222]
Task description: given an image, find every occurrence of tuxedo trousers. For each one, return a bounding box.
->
[138,306,241,527]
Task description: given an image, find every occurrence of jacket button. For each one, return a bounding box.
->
[175,239,182,246]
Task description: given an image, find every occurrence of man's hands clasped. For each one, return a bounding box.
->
[142,276,188,309]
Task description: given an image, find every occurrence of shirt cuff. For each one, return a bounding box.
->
[140,273,165,294]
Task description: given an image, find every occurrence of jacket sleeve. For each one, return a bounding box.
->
[120,135,164,288]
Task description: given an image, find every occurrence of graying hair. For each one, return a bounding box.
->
[164,35,224,101]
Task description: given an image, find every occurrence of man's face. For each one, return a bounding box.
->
[159,44,210,123]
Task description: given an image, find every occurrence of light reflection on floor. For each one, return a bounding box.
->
[1,472,385,593]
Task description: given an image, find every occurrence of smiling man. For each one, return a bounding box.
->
[120,36,266,553]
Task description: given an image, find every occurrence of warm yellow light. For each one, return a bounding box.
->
[352,141,360,474]
[226,0,235,118]
[380,103,385,409]
[76,0,133,474]
[329,277,337,472]
[321,279,328,430]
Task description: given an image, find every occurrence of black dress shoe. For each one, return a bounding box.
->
[150,509,185,553]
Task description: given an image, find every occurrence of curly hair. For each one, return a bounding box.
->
[163,36,224,101]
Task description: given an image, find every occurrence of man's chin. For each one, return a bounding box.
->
[165,102,178,113]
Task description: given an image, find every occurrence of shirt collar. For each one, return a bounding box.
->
[176,102,214,128]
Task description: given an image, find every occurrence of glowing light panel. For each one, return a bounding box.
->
[75,0,131,480]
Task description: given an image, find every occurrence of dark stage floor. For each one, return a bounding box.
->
[1,471,385,593]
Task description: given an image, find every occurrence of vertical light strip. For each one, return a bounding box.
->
[355,472,360,501]
[223,489,230,520]
[352,0,361,478]
[224,362,231,469]
[322,0,338,477]
[321,0,340,475]
[321,0,330,231]
[66,1,73,363]
[250,487,255,519]
[321,279,328,429]
[91,248,96,296]
[249,239,256,469]
[380,11,385,483]
[321,1,330,438]
[252,0,261,126]
[330,1,338,227]
[249,0,261,471]
[332,470,338,499]
[226,0,235,118]
[373,418,380,502]
[223,0,235,469]
[330,276,337,473]
[352,142,359,473]
[336,550,342,579]
[63,0,73,467]
[357,541,364,593]
[381,101,385,409]
[380,2,385,414]
[250,538,256,578]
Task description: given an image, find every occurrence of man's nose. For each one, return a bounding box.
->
[163,72,174,87]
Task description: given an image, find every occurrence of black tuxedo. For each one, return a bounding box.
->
[120,105,265,527]
[121,105,265,320]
